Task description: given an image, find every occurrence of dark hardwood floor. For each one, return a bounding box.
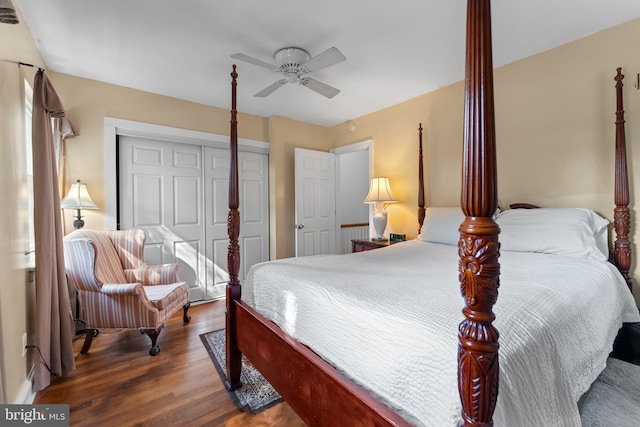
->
[34,301,306,427]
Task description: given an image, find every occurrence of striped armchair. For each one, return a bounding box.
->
[63,229,191,356]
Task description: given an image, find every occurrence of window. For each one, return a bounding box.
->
[24,79,35,255]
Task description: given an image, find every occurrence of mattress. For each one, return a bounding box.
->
[243,240,640,426]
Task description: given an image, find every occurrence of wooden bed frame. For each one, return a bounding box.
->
[224,1,632,425]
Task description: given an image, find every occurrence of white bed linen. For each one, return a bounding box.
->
[243,240,640,426]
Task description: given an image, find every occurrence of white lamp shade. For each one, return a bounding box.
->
[363,177,397,203]
[60,180,99,209]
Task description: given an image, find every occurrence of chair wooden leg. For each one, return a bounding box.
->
[80,329,99,354]
[183,302,191,322]
[139,324,164,356]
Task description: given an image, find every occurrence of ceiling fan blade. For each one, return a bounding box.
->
[300,47,346,73]
[254,79,287,97]
[300,77,340,99]
[230,53,277,71]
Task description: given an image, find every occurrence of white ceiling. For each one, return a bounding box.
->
[14,0,640,127]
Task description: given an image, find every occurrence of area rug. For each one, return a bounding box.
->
[579,357,640,427]
[200,329,282,414]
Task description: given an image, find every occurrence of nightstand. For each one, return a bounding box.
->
[351,238,393,253]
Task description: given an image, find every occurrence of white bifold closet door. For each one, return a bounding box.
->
[118,136,269,302]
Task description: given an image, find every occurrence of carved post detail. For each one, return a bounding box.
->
[458,1,500,426]
[418,123,426,234]
[613,68,632,291]
[225,65,242,390]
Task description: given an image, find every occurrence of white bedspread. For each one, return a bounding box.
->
[243,240,640,426]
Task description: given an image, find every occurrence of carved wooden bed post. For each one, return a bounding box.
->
[418,123,426,234]
[458,1,500,426]
[613,68,632,291]
[225,64,242,391]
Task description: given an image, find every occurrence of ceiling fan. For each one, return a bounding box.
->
[231,46,346,99]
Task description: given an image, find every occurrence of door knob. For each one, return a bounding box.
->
[295,224,305,229]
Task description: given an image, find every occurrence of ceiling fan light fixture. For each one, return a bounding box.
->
[275,47,311,69]
[231,46,346,98]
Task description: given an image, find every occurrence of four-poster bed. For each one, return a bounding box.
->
[223,1,638,425]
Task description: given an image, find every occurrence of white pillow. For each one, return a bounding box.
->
[417,207,465,245]
[495,207,609,261]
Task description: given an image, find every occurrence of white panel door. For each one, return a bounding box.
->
[294,148,336,256]
[119,136,270,302]
[119,136,206,300]
[204,147,269,299]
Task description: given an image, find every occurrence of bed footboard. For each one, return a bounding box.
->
[234,300,411,426]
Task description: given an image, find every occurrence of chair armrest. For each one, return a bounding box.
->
[100,283,160,313]
[123,264,180,285]
[100,283,145,295]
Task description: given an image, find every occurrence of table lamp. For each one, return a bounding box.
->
[363,177,397,240]
[60,180,99,229]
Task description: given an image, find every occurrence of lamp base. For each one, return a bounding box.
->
[371,202,388,240]
[73,209,85,229]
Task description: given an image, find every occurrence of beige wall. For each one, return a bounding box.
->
[267,116,329,259]
[329,82,465,235]
[329,18,640,306]
[0,12,44,403]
